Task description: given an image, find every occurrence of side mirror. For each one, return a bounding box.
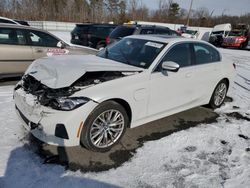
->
[161,61,180,72]
[57,41,66,49]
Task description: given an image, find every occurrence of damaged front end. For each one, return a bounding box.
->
[15,70,135,111]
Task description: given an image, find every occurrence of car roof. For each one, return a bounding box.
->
[126,34,204,44]
[0,23,48,32]
[0,23,63,41]
[0,16,20,24]
[120,24,170,29]
[76,23,117,27]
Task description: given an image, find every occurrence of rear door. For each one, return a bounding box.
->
[191,42,222,100]
[0,27,33,75]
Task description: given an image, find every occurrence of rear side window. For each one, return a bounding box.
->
[0,28,26,45]
[27,30,59,47]
[193,43,220,65]
[109,26,135,38]
[161,43,191,67]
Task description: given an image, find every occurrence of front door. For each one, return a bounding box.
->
[25,29,62,59]
[148,43,196,117]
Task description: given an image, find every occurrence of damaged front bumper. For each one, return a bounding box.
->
[14,88,98,147]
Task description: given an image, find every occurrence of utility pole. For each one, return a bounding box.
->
[186,0,194,26]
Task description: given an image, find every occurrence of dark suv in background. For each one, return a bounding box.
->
[71,23,117,49]
[106,24,180,45]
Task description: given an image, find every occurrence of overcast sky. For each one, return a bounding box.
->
[143,0,250,16]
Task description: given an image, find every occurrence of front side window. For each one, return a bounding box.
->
[193,43,220,65]
[97,38,166,68]
[27,30,59,47]
[0,28,26,45]
[160,43,191,68]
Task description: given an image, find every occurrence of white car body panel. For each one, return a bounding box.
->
[14,35,235,146]
[212,23,231,33]
[26,55,143,89]
[14,88,98,146]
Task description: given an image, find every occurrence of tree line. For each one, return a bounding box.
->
[0,0,250,27]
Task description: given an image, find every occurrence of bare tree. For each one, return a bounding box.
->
[0,0,249,26]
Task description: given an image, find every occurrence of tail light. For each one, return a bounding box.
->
[106,37,110,45]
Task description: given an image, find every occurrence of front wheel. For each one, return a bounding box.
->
[80,101,128,152]
[209,80,228,109]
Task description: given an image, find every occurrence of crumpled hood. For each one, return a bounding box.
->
[25,55,143,89]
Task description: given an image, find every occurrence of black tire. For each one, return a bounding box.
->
[209,80,228,109]
[80,101,128,152]
[96,42,105,50]
[239,43,244,50]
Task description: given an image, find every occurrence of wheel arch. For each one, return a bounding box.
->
[104,98,132,127]
[221,77,230,88]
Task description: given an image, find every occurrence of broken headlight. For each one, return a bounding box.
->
[51,97,90,111]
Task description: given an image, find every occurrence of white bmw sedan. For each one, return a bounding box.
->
[14,35,235,152]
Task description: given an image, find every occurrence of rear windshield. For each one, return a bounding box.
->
[109,26,135,39]
[14,20,29,26]
[0,18,16,24]
[90,26,116,37]
[72,25,91,34]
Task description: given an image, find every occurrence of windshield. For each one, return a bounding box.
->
[97,38,166,69]
[212,31,224,35]
[228,30,243,36]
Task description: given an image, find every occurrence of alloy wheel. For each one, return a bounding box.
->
[89,109,125,148]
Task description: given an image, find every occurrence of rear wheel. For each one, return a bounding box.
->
[96,42,105,50]
[209,80,228,109]
[80,101,128,152]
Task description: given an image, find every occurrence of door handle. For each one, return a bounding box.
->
[35,49,43,53]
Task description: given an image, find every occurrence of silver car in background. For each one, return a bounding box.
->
[0,24,97,79]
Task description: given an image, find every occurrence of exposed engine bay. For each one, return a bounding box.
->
[15,71,137,109]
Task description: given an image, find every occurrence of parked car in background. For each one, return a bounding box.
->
[182,27,211,42]
[0,16,29,26]
[71,23,117,49]
[209,23,231,46]
[181,29,198,39]
[222,24,249,49]
[14,35,235,152]
[106,24,180,45]
[246,39,250,50]
[0,24,97,79]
